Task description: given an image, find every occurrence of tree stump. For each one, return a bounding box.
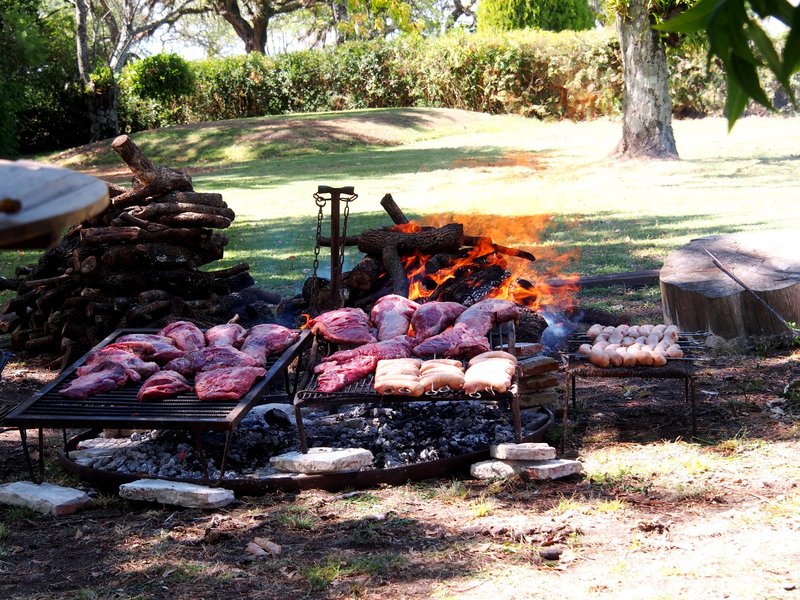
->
[660,232,800,338]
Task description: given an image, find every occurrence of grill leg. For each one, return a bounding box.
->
[18,428,37,482]
[561,377,570,453]
[193,431,210,482]
[689,376,697,437]
[38,428,45,482]
[511,396,522,443]
[571,374,577,409]
[217,431,233,484]
[294,403,309,454]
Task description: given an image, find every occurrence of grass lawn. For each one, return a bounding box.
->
[4,108,799,314]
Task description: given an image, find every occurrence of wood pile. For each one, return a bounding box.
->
[0,135,267,365]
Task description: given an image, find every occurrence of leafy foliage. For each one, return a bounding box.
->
[125,54,196,103]
[477,0,596,33]
[657,0,800,128]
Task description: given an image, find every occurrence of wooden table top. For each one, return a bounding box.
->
[0,159,109,248]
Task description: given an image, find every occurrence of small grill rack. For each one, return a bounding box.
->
[561,330,709,449]
[293,322,522,452]
[6,328,311,482]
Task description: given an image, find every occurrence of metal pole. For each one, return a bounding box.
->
[329,189,342,309]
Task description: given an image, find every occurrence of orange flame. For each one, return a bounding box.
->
[389,221,422,233]
[299,313,312,329]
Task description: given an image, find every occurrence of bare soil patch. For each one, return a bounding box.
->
[1,338,799,599]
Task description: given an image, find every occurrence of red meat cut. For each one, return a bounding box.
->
[137,370,192,401]
[313,337,414,393]
[195,366,266,400]
[113,334,184,363]
[164,346,259,376]
[78,347,160,381]
[309,307,376,345]
[370,294,418,340]
[59,363,131,399]
[411,323,490,359]
[410,301,467,340]
[205,323,247,348]
[240,324,300,367]
[159,321,206,351]
[454,298,519,335]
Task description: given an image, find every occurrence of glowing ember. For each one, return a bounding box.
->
[299,313,312,329]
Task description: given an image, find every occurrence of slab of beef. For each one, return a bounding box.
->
[455,298,520,335]
[411,323,490,359]
[410,301,467,340]
[164,346,259,376]
[137,370,192,401]
[205,323,248,348]
[315,355,377,393]
[78,347,159,381]
[240,324,300,367]
[371,294,418,340]
[114,334,184,363]
[309,307,376,345]
[59,363,130,399]
[159,321,205,351]
[313,337,415,393]
[195,366,266,401]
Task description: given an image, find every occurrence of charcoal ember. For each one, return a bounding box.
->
[432,266,510,306]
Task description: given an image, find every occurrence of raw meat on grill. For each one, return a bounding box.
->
[205,323,247,348]
[159,321,205,351]
[315,355,378,393]
[137,370,192,401]
[59,363,131,399]
[78,347,160,381]
[113,334,184,363]
[370,294,418,340]
[455,298,520,335]
[313,338,415,393]
[410,301,467,340]
[164,346,259,376]
[240,324,300,367]
[309,307,376,345]
[412,323,490,359]
[319,336,414,366]
[195,366,266,400]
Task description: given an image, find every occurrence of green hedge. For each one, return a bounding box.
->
[118,28,780,133]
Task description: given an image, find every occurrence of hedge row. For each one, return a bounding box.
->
[118,28,792,132]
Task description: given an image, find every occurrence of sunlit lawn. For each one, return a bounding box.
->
[4,109,799,308]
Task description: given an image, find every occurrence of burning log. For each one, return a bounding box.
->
[4,138,260,357]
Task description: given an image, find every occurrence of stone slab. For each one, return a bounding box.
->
[518,356,560,377]
[471,460,525,479]
[0,481,92,516]
[518,390,559,408]
[269,447,373,474]
[521,459,584,480]
[118,479,235,508]
[491,442,557,461]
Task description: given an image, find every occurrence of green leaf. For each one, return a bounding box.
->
[654,0,718,33]
[729,53,772,108]
[782,5,800,79]
[746,21,782,77]
[725,73,749,130]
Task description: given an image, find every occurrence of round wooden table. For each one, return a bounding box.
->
[0,159,109,248]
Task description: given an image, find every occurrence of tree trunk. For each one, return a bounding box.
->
[87,83,120,142]
[614,0,678,159]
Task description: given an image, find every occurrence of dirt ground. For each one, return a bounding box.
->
[1,333,799,600]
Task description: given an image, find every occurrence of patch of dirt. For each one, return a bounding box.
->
[1,341,799,599]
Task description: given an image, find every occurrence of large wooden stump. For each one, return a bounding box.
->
[660,232,800,338]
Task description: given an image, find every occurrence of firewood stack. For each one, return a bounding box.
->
[0,135,259,363]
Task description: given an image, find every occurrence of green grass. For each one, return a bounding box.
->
[5,110,800,310]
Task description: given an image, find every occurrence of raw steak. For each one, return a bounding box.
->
[137,370,192,401]
[113,334,184,363]
[78,347,159,381]
[410,301,467,340]
[319,337,414,366]
[164,346,259,376]
[315,355,377,393]
[240,324,300,367]
[371,294,418,340]
[309,307,376,345]
[59,363,130,399]
[195,366,266,401]
[455,298,520,335]
[412,323,490,359]
[205,323,247,348]
[159,321,205,351]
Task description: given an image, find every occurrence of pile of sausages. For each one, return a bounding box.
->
[373,350,518,396]
[577,323,684,368]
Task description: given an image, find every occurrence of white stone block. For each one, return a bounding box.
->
[470,460,525,479]
[490,442,557,461]
[522,459,584,480]
[269,447,373,474]
[0,481,92,516]
[118,479,235,508]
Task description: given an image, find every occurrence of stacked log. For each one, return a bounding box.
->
[0,135,263,362]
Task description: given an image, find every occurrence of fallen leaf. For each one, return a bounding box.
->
[252,537,282,555]
[245,542,268,557]
[162,568,176,578]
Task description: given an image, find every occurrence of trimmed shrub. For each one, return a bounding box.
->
[477,0,596,33]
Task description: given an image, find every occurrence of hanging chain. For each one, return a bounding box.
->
[310,193,326,308]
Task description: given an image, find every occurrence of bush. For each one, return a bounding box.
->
[477,0,596,33]
[125,53,195,102]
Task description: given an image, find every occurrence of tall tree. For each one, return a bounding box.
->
[72,0,204,140]
[657,0,800,129]
[211,0,321,53]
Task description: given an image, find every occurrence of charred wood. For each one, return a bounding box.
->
[348,256,383,292]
